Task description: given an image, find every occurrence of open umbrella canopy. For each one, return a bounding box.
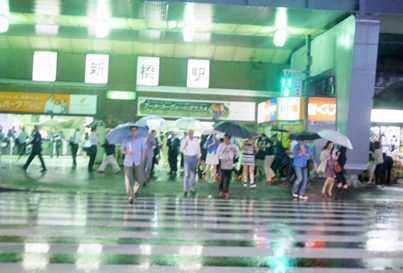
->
[136,115,166,130]
[214,121,255,139]
[290,131,320,141]
[318,129,353,150]
[106,122,148,144]
[271,127,289,133]
[175,118,202,131]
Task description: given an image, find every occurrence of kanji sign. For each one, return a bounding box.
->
[32,51,58,82]
[136,57,160,86]
[308,97,337,122]
[85,54,109,84]
[187,59,210,88]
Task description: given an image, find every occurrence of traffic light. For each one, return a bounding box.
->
[281,76,292,97]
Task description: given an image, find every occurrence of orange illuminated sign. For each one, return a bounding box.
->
[308,97,336,122]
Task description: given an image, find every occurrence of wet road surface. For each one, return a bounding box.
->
[0,192,402,272]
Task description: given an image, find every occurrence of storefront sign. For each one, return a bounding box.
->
[85,54,109,84]
[277,97,304,121]
[136,56,160,86]
[308,97,336,122]
[137,97,255,121]
[0,92,97,115]
[32,51,57,82]
[187,59,210,88]
[257,98,277,123]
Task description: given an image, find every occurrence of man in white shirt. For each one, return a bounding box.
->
[180,129,201,197]
[70,128,80,168]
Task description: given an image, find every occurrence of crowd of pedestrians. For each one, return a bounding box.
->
[1,121,400,204]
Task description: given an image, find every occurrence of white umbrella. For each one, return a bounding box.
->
[136,115,166,130]
[174,118,201,131]
[201,129,220,135]
[318,129,353,150]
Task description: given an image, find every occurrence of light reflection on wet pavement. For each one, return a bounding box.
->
[0,192,402,272]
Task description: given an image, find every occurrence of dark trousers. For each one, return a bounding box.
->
[88,146,97,172]
[384,166,392,185]
[336,170,347,185]
[70,143,79,166]
[168,152,178,173]
[18,143,26,158]
[219,169,232,193]
[375,164,385,184]
[23,150,46,170]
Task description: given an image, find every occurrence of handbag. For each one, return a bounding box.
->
[335,162,343,173]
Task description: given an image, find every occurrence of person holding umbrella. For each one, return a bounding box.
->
[121,126,146,204]
[217,134,239,199]
[291,140,311,200]
[180,129,201,197]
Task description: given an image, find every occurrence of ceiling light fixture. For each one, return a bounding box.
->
[0,14,9,33]
[273,28,287,47]
[273,7,288,48]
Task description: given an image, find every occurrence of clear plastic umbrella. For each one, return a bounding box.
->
[318,129,353,150]
[136,115,166,130]
[106,123,148,144]
[174,118,201,131]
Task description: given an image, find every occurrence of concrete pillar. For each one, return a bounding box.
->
[341,17,379,170]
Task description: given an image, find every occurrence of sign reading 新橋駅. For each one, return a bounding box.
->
[137,97,255,121]
[308,97,336,122]
[0,92,97,115]
[187,59,210,88]
[136,57,160,86]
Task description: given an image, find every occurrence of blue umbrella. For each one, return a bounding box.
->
[106,122,148,144]
[214,121,255,139]
[290,131,320,141]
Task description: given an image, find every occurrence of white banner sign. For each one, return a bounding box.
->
[69,95,97,115]
[136,56,160,86]
[187,59,210,88]
[85,54,109,84]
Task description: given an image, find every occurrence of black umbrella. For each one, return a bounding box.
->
[290,131,320,141]
[214,121,255,139]
[271,127,289,133]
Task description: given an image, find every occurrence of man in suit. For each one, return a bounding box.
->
[23,125,47,172]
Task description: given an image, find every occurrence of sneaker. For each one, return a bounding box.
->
[299,195,308,201]
[292,193,299,199]
[337,183,342,189]
[40,168,47,173]
[343,184,349,189]
[128,197,134,204]
[249,183,257,188]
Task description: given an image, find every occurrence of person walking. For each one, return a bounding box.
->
[383,152,394,185]
[217,134,239,199]
[180,129,201,197]
[69,128,80,168]
[335,146,348,189]
[264,137,276,184]
[241,138,257,188]
[122,126,146,204]
[17,127,28,159]
[321,143,336,198]
[205,133,219,183]
[144,130,157,181]
[255,134,268,178]
[23,125,47,172]
[98,135,120,174]
[87,127,98,172]
[317,141,333,177]
[373,141,384,185]
[167,133,180,176]
[291,140,311,200]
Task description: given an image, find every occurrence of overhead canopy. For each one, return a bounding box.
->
[0,1,348,63]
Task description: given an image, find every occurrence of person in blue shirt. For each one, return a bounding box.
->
[292,140,311,200]
[122,126,146,204]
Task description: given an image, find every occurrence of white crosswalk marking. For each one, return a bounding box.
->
[0,192,402,272]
